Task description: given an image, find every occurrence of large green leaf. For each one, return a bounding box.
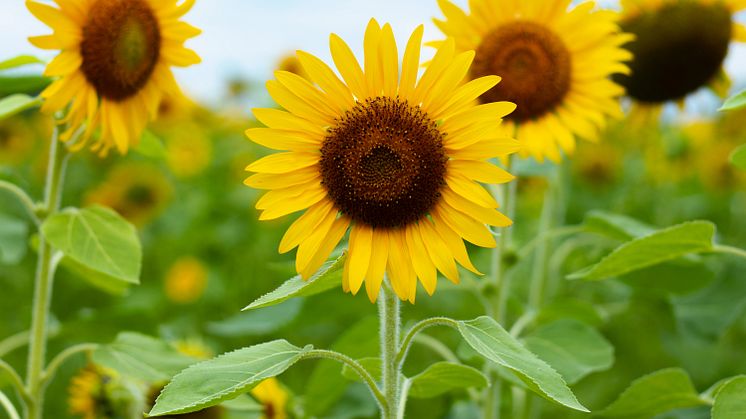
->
[93,332,196,382]
[244,252,346,310]
[0,94,42,120]
[149,340,311,416]
[42,206,141,289]
[730,144,746,170]
[457,316,588,412]
[598,368,707,418]
[720,89,746,111]
[304,316,379,416]
[0,212,29,264]
[0,55,44,71]
[712,376,746,419]
[568,221,715,281]
[408,362,489,399]
[523,319,613,385]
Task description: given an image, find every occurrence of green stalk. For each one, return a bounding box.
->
[25,130,68,419]
[378,280,400,419]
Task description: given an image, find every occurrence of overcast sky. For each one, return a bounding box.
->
[2,0,744,113]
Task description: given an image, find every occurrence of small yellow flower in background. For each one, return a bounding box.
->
[251,378,289,419]
[573,141,622,187]
[245,19,520,303]
[27,0,201,156]
[164,257,209,304]
[164,123,213,178]
[172,337,214,359]
[617,0,746,110]
[86,162,173,226]
[684,119,746,190]
[433,0,632,162]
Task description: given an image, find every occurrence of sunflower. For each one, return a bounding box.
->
[164,256,209,304]
[616,0,746,109]
[250,378,289,419]
[85,162,173,226]
[245,19,519,303]
[27,0,200,156]
[432,0,632,162]
[69,364,142,419]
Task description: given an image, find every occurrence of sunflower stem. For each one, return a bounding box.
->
[25,128,68,419]
[528,167,558,310]
[379,280,401,419]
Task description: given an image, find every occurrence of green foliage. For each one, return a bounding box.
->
[457,316,588,412]
[135,130,168,159]
[523,319,614,384]
[719,89,746,111]
[93,332,196,382]
[407,362,489,399]
[149,340,312,416]
[208,298,302,337]
[0,212,29,264]
[41,205,141,292]
[598,368,708,418]
[244,252,346,310]
[711,376,746,419]
[569,221,715,280]
[341,357,382,381]
[730,144,746,170]
[0,94,42,121]
[0,55,44,71]
[584,210,654,241]
[304,316,379,416]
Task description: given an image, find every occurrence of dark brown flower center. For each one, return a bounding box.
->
[320,97,447,229]
[615,2,732,103]
[471,21,571,121]
[81,0,161,101]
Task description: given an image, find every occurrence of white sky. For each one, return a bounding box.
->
[2,0,744,112]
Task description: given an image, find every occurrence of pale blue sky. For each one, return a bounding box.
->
[2,0,744,113]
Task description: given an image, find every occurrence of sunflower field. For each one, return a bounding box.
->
[1,0,746,418]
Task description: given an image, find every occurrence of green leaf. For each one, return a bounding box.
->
[42,206,141,289]
[584,211,654,241]
[341,357,381,382]
[0,212,29,264]
[598,368,707,418]
[523,319,614,385]
[93,332,196,382]
[304,316,379,416]
[135,130,167,159]
[712,376,746,419]
[720,89,746,111]
[244,252,346,310]
[149,340,312,416]
[730,144,746,170]
[0,55,44,71]
[408,362,489,399]
[208,298,302,337]
[568,221,715,281]
[0,75,51,96]
[457,316,588,412]
[0,94,42,120]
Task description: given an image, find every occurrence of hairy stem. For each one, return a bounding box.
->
[379,281,400,419]
[25,130,68,419]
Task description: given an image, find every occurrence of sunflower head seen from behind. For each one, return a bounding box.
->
[27,0,201,156]
[245,19,520,303]
[616,0,745,109]
[433,0,632,162]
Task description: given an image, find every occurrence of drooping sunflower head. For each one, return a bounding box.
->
[433,0,632,162]
[250,378,289,419]
[27,0,201,156]
[616,0,745,105]
[69,364,141,419]
[85,162,173,226]
[245,19,519,303]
